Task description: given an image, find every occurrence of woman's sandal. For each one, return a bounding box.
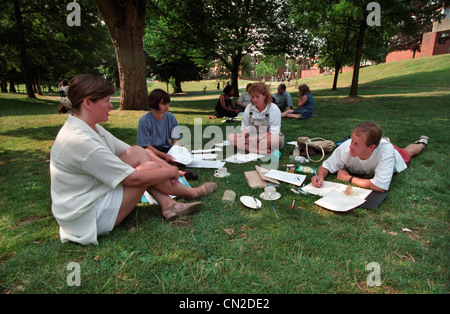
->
[162,202,203,221]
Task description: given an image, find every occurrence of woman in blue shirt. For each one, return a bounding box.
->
[137,89,181,162]
[281,84,314,119]
[137,89,199,180]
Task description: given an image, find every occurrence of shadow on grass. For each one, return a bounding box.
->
[0,95,58,117]
[0,148,52,220]
[0,125,62,141]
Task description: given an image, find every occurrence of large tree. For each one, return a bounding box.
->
[93,0,148,110]
[159,0,301,96]
[290,0,443,97]
[290,0,357,90]
[0,0,114,96]
[143,7,209,93]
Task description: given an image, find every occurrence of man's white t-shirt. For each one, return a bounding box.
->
[50,115,135,245]
[322,139,407,191]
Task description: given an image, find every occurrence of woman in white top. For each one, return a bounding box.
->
[51,74,216,245]
[227,82,283,154]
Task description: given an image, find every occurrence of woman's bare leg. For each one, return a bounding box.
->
[114,145,215,225]
[281,109,294,118]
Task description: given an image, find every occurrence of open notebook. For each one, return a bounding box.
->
[302,181,386,212]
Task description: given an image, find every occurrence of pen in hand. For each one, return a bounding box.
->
[314,170,319,183]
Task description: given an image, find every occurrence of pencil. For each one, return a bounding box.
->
[272,205,279,219]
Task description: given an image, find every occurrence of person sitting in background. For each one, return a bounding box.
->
[59,79,69,96]
[272,83,293,112]
[51,74,216,245]
[209,85,239,119]
[235,83,253,112]
[311,121,429,192]
[281,84,314,119]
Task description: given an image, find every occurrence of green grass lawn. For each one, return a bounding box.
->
[0,54,449,295]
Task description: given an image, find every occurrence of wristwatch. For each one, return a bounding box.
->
[349,176,354,183]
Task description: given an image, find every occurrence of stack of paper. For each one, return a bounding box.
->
[263,169,306,186]
[225,153,264,163]
[244,166,281,189]
[167,145,225,169]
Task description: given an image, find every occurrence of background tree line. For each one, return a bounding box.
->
[0,0,443,109]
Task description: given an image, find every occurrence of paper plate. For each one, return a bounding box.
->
[240,196,262,209]
[259,192,281,201]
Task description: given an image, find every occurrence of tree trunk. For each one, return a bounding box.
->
[13,1,35,99]
[93,0,148,110]
[332,61,341,91]
[349,17,367,98]
[36,71,43,95]
[9,80,16,93]
[175,80,183,93]
[231,53,243,97]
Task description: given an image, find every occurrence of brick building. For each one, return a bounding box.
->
[386,9,450,62]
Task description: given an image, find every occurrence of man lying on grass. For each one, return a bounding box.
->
[311,121,429,193]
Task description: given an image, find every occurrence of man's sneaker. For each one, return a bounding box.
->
[415,135,429,146]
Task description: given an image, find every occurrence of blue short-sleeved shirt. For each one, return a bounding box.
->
[137,111,180,153]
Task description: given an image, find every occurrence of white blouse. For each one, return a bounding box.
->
[50,115,135,245]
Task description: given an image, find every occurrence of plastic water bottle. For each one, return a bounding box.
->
[293,145,300,157]
[289,155,310,163]
[295,165,317,174]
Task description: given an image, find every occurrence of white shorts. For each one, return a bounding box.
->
[95,186,123,235]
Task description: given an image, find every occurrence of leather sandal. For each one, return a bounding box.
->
[162,202,203,221]
[162,209,177,221]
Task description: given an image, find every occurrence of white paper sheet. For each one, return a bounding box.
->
[263,169,306,186]
[214,141,231,147]
[191,148,222,154]
[192,154,218,160]
[314,191,366,212]
[302,181,372,199]
[186,160,226,169]
[225,153,264,163]
[167,145,193,165]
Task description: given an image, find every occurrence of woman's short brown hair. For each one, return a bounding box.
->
[147,88,171,110]
[58,74,115,114]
